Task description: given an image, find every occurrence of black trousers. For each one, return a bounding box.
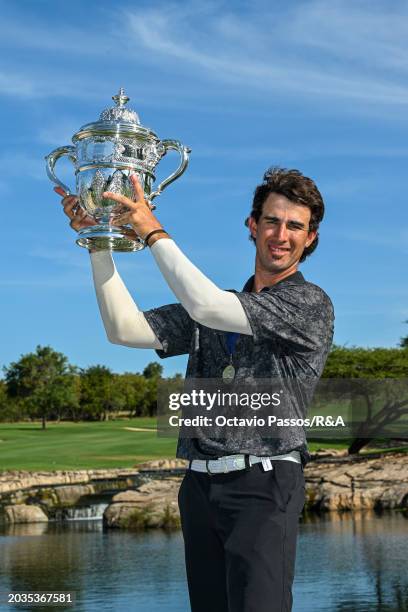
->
[178,460,305,612]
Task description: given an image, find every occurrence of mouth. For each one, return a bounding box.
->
[268,244,290,256]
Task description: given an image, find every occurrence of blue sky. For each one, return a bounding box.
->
[1,0,407,376]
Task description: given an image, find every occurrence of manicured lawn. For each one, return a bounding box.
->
[0,420,405,472]
[0,419,177,471]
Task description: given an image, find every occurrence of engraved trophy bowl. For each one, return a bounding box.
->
[45,88,191,252]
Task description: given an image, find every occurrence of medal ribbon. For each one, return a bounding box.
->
[226,332,239,363]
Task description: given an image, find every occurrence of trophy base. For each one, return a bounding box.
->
[76,225,145,252]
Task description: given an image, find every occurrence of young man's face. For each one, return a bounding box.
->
[248,192,317,275]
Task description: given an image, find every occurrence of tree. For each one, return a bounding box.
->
[79,365,124,420]
[143,362,163,379]
[113,373,149,417]
[322,345,408,454]
[3,345,79,429]
[399,320,408,348]
[139,363,164,417]
[0,379,24,421]
[0,379,7,408]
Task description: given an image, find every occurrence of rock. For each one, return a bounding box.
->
[1,452,406,527]
[53,484,96,506]
[304,452,408,511]
[104,477,182,530]
[30,484,97,509]
[0,468,140,496]
[4,504,49,524]
[137,459,189,471]
[309,448,349,459]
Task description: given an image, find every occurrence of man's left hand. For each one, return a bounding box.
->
[104,174,163,239]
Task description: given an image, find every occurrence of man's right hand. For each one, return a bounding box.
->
[54,186,96,232]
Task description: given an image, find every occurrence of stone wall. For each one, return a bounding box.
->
[1,452,406,526]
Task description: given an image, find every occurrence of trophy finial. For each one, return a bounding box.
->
[112,88,130,107]
[99,88,140,123]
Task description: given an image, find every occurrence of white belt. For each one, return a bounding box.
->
[189,450,301,474]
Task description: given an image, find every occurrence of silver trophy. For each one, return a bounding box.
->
[45,88,191,251]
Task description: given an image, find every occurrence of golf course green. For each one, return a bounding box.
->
[0,419,404,471]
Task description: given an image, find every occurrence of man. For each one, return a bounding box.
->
[57,166,334,612]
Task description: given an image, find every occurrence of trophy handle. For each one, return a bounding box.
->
[45,146,77,196]
[149,140,191,201]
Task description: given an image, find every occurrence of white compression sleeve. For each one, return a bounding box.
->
[90,251,163,349]
[150,239,253,335]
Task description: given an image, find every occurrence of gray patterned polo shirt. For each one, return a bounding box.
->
[144,271,334,466]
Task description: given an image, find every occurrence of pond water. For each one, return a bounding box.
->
[0,511,407,611]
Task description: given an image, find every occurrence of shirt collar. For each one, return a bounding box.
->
[242,271,305,293]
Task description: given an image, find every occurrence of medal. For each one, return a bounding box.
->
[222,363,236,383]
[222,332,239,383]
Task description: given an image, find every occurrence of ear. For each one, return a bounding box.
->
[305,230,317,248]
[248,216,257,240]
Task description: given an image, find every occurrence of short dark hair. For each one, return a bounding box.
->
[245,167,325,262]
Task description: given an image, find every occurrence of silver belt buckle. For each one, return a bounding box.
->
[206,454,245,475]
[206,459,215,475]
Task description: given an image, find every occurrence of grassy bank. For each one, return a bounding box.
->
[0,419,405,471]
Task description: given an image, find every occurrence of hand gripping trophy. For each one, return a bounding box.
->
[45,88,191,251]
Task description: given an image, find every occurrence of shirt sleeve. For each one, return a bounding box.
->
[143,303,195,358]
[234,283,334,352]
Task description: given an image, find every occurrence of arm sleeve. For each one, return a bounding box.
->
[234,285,335,351]
[150,239,252,334]
[90,250,163,349]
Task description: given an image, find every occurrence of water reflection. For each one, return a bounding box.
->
[296,511,408,612]
[0,512,406,611]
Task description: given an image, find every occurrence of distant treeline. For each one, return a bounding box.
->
[0,345,181,426]
[1,344,408,442]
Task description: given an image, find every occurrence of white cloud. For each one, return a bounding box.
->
[123,1,408,106]
[0,69,104,101]
[0,13,118,56]
[2,0,408,116]
[286,1,408,74]
[38,121,83,147]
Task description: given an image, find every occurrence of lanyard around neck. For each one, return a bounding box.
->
[226,332,239,359]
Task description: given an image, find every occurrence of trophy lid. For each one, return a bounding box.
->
[98,88,141,124]
[73,88,157,141]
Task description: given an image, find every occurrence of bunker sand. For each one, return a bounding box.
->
[123,427,157,432]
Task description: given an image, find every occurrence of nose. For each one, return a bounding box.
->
[274,221,289,242]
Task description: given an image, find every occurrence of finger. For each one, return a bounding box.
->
[103,191,137,208]
[63,197,78,210]
[63,200,80,218]
[54,186,67,197]
[130,174,145,201]
[74,207,91,221]
[62,195,78,207]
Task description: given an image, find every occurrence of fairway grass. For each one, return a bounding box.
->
[0,420,405,472]
[0,419,177,471]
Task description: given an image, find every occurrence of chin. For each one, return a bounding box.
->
[265,262,286,273]
[267,254,289,266]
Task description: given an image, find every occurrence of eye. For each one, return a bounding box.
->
[287,222,305,231]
